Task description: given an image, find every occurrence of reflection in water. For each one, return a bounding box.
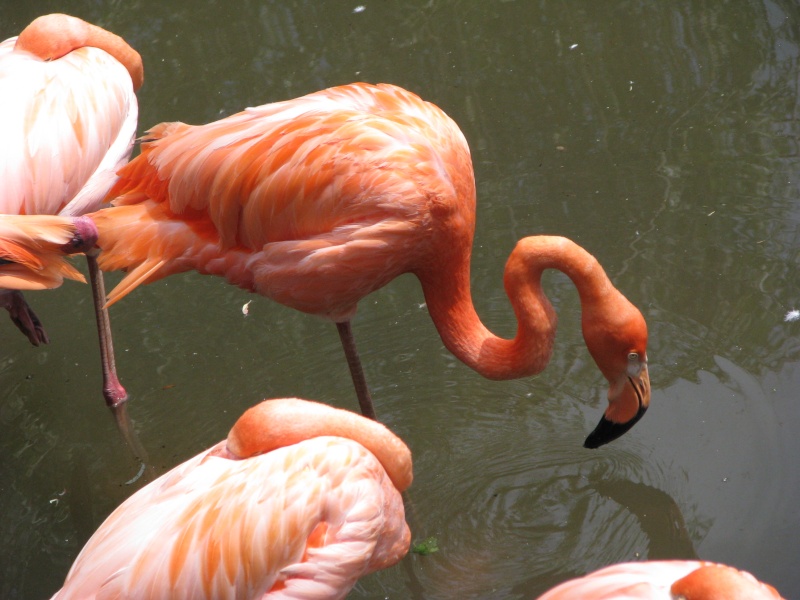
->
[108,404,150,468]
[591,479,698,560]
[393,395,704,599]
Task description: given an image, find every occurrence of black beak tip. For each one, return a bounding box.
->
[583,405,648,449]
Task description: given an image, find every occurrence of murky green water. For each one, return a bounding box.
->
[1,1,799,598]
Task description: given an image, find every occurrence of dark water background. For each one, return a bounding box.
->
[1,1,798,598]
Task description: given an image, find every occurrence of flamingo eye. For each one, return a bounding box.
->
[626,352,645,378]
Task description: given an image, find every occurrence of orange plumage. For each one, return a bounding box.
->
[49,398,412,600]
[535,560,785,600]
[0,215,83,290]
[95,84,469,321]
[2,83,649,443]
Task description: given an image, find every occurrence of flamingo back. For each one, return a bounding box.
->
[0,35,137,217]
[94,83,476,319]
[51,436,409,600]
[535,560,785,600]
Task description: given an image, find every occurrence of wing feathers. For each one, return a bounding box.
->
[53,437,408,600]
[0,42,137,217]
[0,215,85,289]
[105,83,455,252]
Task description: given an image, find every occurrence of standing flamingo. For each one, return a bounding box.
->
[0,13,143,406]
[0,83,649,446]
[535,560,785,599]
[50,397,412,599]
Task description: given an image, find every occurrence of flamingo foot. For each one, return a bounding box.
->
[1,290,49,346]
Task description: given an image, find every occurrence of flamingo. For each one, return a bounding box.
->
[49,397,412,599]
[0,83,649,446]
[0,13,143,406]
[535,560,785,599]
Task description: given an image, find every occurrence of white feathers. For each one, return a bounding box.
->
[0,40,136,217]
[52,435,406,600]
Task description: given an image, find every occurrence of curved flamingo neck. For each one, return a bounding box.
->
[419,235,614,380]
[224,398,413,492]
[15,13,143,91]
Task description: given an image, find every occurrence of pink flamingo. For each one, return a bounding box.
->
[0,83,649,446]
[536,560,785,599]
[50,397,412,599]
[0,13,143,406]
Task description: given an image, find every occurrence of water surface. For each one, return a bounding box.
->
[1,1,798,598]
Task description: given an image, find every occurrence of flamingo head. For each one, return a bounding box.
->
[60,216,99,254]
[581,293,650,449]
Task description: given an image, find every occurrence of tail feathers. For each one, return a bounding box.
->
[0,215,85,290]
[104,257,166,307]
[90,202,218,307]
[108,121,191,208]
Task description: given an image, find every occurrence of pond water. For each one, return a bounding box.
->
[1,1,798,598]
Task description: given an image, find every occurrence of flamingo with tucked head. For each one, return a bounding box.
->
[0,13,143,406]
[0,83,649,445]
[49,397,412,600]
[535,560,785,599]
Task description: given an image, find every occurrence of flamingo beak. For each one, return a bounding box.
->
[584,359,650,449]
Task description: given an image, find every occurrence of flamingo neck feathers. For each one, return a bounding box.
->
[421,235,614,380]
[14,13,144,91]
[224,398,413,492]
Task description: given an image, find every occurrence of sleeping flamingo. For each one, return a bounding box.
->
[0,83,649,446]
[0,13,143,406]
[535,560,785,599]
[50,397,412,599]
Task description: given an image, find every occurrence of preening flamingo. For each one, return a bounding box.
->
[535,560,785,599]
[0,13,143,406]
[0,83,649,446]
[50,397,412,600]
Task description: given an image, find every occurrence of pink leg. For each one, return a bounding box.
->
[0,289,49,346]
[85,251,127,407]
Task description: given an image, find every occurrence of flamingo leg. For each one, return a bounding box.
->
[85,251,127,407]
[335,320,377,420]
[0,289,49,346]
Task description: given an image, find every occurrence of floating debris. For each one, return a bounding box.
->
[242,300,252,317]
[411,536,439,555]
[785,309,800,322]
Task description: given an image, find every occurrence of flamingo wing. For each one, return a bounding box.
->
[94,83,470,315]
[110,82,462,248]
[0,36,137,217]
[0,214,85,290]
[52,437,409,600]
